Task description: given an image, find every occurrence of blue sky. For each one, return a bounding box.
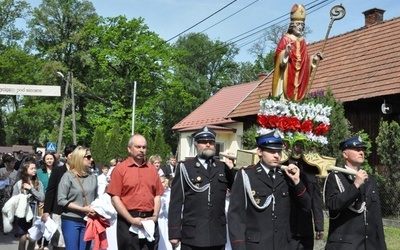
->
[26,0,400,62]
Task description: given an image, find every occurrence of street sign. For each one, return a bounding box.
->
[0,84,61,96]
[46,142,57,152]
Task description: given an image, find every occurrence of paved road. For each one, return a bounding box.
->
[0,232,19,249]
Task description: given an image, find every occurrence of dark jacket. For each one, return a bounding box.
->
[325,170,387,250]
[43,164,67,215]
[162,163,175,175]
[168,156,235,247]
[287,158,324,249]
[228,163,311,250]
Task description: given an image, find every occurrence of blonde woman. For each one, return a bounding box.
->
[149,154,164,176]
[57,146,97,250]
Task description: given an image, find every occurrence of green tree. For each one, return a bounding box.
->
[118,132,131,160]
[143,129,154,160]
[26,0,99,146]
[375,120,400,216]
[376,120,400,186]
[0,46,40,111]
[106,124,123,161]
[312,89,351,164]
[28,0,97,64]
[252,51,275,75]
[153,128,171,161]
[230,61,259,85]
[143,128,171,164]
[242,124,258,150]
[6,100,60,146]
[91,126,108,165]
[173,33,239,98]
[0,110,7,145]
[81,16,173,139]
[0,47,65,146]
[0,0,30,45]
[162,33,240,151]
[157,77,196,152]
[0,48,35,147]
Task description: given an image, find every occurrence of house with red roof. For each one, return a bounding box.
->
[173,8,400,164]
[172,80,261,160]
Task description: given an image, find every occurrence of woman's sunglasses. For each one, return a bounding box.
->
[84,155,92,160]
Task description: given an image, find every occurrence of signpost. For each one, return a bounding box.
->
[0,84,60,96]
[46,142,57,153]
[1,82,65,153]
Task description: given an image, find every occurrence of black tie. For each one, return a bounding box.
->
[206,159,212,174]
[268,169,275,183]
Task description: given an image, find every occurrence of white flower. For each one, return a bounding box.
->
[258,98,331,147]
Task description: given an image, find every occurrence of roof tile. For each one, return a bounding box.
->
[172,80,260,130]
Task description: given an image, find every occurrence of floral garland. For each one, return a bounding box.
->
[257,99,332,146]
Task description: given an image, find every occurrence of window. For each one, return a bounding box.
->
[215,142,225,159]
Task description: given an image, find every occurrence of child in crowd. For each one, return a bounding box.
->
[149,155,165,176]
[97,165,110,196]
[12,157,45,250]
[159,175,175,250]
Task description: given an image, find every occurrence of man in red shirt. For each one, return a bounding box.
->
[107,134,164,250]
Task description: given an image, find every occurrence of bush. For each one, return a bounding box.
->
[376,120,400,217]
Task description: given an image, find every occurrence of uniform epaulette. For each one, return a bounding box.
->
[182,158,196,164]
[243,164,256,170]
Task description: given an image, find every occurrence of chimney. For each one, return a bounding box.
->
[362,8,385,27]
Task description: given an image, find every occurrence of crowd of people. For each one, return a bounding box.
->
[0,139,178,250]
[0,128,386,250]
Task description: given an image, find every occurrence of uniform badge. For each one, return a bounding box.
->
[197,176,202,181]
[255,198,260,204]
[251,190,256,196]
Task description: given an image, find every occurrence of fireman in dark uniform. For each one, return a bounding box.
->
[324,136,386,250]
[168,126,235,250]
[228,131,311,250]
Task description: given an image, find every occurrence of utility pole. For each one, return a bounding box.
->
[56,71,77,153]
[57,73,70,154]
[70,71,77,145]
[131,81,137,135]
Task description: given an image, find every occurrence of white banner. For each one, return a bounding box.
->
[0,84,61,97]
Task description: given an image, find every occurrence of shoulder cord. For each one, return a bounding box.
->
[323,173,366,220]
[74,174,88,206]
[242,170,274,211]
[179,162,211,204]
